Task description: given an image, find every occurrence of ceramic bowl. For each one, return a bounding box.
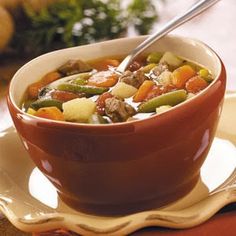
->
[7,35,226,216]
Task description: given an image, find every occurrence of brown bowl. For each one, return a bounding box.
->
[7,35,226,215]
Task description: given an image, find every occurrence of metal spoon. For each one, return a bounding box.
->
[116,0,220,73]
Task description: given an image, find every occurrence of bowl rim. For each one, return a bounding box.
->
[8,34,224,129]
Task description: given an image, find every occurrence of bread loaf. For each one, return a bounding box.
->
[0,6,14,51]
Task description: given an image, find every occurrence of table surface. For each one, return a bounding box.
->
[0,0,236,235]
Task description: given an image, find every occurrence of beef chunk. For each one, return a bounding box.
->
[105,97,136,122]
[120,70,148,89]
[58,59,92,76]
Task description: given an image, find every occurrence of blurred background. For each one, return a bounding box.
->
[0,0,161,82]
[0,0,235,90]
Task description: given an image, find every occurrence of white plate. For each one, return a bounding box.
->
[0,94,236,235]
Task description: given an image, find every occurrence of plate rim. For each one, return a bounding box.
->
[0,93,235,235]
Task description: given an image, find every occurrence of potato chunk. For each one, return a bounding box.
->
[111,82,137,99]
[156,105,172,114]
[62,98,96,122]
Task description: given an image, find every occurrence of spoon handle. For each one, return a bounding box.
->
[117,0,220,73]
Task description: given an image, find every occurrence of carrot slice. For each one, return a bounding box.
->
[28,71,61,99]
[91,59,120,70]
[172,65,196,88]
[185,76,208,94]
[133,80,155,102]
[28,81,45,99]
[88,71,118,87]
[35,107,65,121]
[41,71,61,84]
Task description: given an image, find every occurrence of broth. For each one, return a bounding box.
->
[21,51,213,124]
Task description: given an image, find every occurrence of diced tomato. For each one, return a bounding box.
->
[51,90,82,102]
[96,92,113,115]
[162,84,176,93]
[88,71,118,87]
[185,76,208,94]
[145,84,176,101]
[145,85,163,100]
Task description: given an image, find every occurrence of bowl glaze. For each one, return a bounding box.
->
[7,35,226,215]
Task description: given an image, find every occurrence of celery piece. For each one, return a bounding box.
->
[142,63,157,73]
[146,52,163,63]
[160,52,183,67]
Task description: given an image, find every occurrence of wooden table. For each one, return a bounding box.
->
[0,0,236,235]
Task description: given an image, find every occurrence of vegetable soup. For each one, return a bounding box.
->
[22,52,213,124]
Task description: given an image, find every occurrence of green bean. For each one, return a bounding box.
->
[138,89,187,113]
[57,83,108,95]
[88,114,108,124]
[30,99,63,111]
[146,52,163,63]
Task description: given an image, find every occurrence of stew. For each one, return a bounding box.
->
[21,51,213,124]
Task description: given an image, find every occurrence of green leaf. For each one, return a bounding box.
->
[11,0,160,56]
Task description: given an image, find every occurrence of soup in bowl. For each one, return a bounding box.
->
[21,49,214,124]
[7,35,226,215]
